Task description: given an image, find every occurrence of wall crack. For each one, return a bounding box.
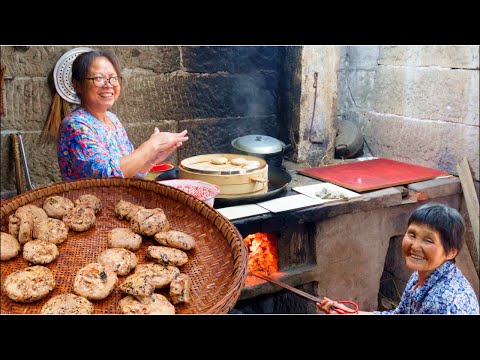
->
[347,85,359,108]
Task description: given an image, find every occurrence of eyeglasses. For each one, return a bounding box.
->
[85,76,122,87]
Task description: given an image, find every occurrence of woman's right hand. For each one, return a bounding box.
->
[316,296,352,314]
[316,297,335,314]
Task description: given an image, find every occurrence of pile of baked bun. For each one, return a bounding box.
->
[1,195,195,315]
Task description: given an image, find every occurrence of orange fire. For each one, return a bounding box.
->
[244,232,278,274]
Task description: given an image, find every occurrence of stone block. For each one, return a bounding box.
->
[182,46,279,73]
[348,109,480,181]
[407,177,462,198]
[343,46,380,70]
[105,46,180,73]
[115,72,278,122]
[379,46,479,69]
[410,191,430,201]
[0,46,74,77]
[348,67,479,125]
[345,70,376,108]
[362,187,403,204]
[2,78,54,131]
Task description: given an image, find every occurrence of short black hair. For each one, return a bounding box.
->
[408,202,465,257]
[71,49,121,82]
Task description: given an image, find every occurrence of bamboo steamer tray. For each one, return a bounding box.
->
[0,178,248,314]
[179,154,268,197]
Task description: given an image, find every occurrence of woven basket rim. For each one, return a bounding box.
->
[1,178,248,314]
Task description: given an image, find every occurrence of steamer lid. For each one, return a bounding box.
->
[231,135,285,154]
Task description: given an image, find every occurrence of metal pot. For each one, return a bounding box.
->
[231,135,290,168]
[334,119,364,159]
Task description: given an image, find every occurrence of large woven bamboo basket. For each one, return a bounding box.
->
[0,178,248,314]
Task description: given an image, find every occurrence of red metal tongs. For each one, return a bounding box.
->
[251,271,359,314]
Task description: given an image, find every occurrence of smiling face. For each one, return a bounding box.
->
[75,56,120,113]
[402,222,457,280]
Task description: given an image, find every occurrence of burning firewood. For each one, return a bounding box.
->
[244,233,278,274]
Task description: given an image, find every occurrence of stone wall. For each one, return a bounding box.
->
[0,45,283,194]
[337,46,479,183]
[3,45,477,196]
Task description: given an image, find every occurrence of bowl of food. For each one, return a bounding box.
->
[143,162,175,180]
[157,179,221,207]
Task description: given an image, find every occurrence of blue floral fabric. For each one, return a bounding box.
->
[57,107,134,180]
[375,261,479,314]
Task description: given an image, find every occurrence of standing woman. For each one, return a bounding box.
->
[57,49,188,180]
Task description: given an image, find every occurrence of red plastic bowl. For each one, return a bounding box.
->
[150,162,174,172]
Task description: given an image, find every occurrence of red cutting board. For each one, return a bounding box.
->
[297,158,449,192]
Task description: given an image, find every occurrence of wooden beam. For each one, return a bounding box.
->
[456,158,479,274]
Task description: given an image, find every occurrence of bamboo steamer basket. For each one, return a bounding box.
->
[178,154,268,198]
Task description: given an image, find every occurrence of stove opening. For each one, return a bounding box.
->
[244,232,278,274]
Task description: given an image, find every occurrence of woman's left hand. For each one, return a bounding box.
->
[149,128,188,153]
[150,142,182,165]
[148,128,188,165]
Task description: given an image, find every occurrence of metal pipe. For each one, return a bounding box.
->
[10,133,27,194]
[17,133,35,191]
[308,72,322,144]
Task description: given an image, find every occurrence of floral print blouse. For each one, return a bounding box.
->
[375,260,479,314]
[57,107,134,180]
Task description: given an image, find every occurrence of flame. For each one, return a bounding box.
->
[244,232,278,274]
